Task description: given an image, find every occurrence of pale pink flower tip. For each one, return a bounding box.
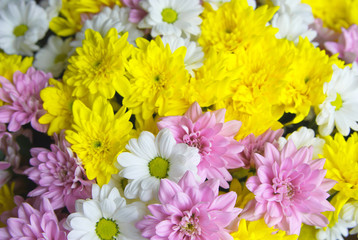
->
[158,102,244,188]
[0,67,51,133]
[24,132,93,212]
[122,0,147,23]
[0,198,67,240]
[136,170,241,240]
[325,24,358,63]
[238,128,284,169]
[240,140,336,235]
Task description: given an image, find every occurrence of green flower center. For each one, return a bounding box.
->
[13,24,28,37]
[95,218,119,240]
[93,140,102,148]
[331,93,343,110]
[54,53,67,63]
[148,157,169,179]
[161,8,178,24]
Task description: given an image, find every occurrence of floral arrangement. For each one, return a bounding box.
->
[0,0,358,239]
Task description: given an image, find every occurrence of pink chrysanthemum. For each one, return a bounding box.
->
[158,102,244,188]
[0,198,67,239]
[238,128,283,169]
[136,171,241,240]
[240,140,336,235]
[122,0,147,23]
[325,24,358,63]
[24,132,93,212]
[0,67,51,133]
[310,18,339,49]
[0,132,21,186]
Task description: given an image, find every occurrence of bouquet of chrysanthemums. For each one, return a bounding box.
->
[1,0,358,239]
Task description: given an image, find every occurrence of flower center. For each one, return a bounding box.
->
[93,140,102,148]
[183,132,211,155]
[161,8,178,24]
[54,53,67,63]
[174,211,201,237]
[13,24,28,37]
[95,218,119,240]
[148,157,169,179]
[272,177,295,199]
[331,93,343,110]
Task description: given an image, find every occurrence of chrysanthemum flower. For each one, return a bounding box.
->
[241,141,335,235]
[139,0,203,37]
[122,0,147,23]
[0,67,51,133]
[117,128,200,202]
[66,184,146,240]
[136,171,241,239]
[238,128,283,169]
[0,0,48,55]
[24,132,93,212]
[65,96,132,186]
[158,102,244,188]
[0,52,33,84]
[0,183,15,227]
[231,219,298,240]
[34,35,72,78]
[63,28,133,99]
[0,133,21,187]
[122,36,190,120]
[316,64,358,136]
[0,198,67,239]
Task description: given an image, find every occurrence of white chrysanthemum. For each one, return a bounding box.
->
[316,64,358,136]
[316,218,356,240]
[117,128,200,202]
[66,184,147,240]
[161,35,204,76]
[204,0,256,10]
[39,0,62,20]
[341,201,358,234]
[34,36,72,78]
[271,0,316,44]
[139,0,203,38]
[278,126,324,159]
[0,0,48,56]
[71,5,144,49]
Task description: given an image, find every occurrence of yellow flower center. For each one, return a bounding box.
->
[95,218,119,240]
[161,8,178,24]
[13,24,28,37]
[331,93,343,110]
[148,157,169,179]
[54,53,67,63]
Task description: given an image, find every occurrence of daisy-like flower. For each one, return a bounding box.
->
[161,35,204,76]
[65,184,146,240]
[65,96,133,186]
[71,5,144,49]
[341,201,358,234]
[0,198,67,239]
[136,170,241,239]
[0,133,21,187]
[270,0,317,44]
[0,0,48,55]
[39,0,62,20]
[0,67,51,133]
[34,36,72,78]
[316,63,358,136]
[64,28,133,99]
[237,128,283,169]
[139,0,203,37]
[278,127,325,159]
[157,102,244,188]
[325,24,358,64]
[117,128,200,202]
[240,140,335,235]
[24,132,93,212]
[316,216,356,240]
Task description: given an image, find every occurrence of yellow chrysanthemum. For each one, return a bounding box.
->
[50,0,121,36]
[278,38,342,123]
[65,96,132,186]
[231,219,298,240]
[319,132,358,225]
[216,37,295,139]
[0,52,33,81]
[199,0,278,53]
[0,183,16,227]
[122,37,190,120]
[228,178,255,209]
[63,28,132,99]
[302,0,358,32]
